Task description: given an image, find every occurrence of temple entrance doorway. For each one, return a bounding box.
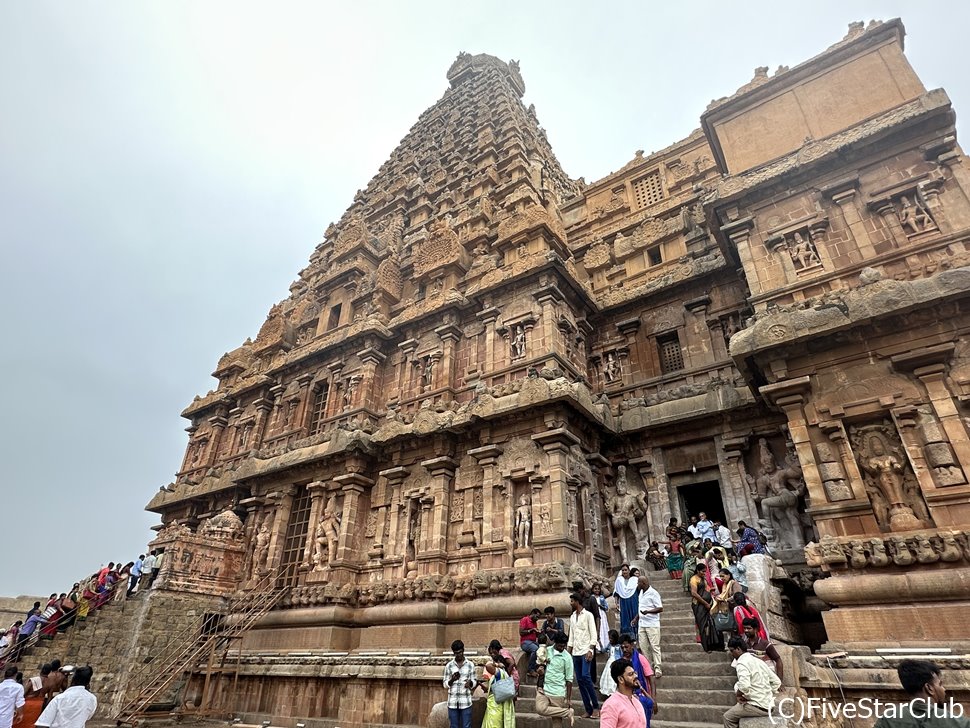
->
[678,480,725,525]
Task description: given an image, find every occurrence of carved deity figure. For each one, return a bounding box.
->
[603,352,620,383]
[746,438,805,551]
[606,465,647,562]
[511,325,526,359]
[897,195,936,235]
[251,523,271,578]
[857,433,923,530]
[421,357,435,388]
[312,497,341,571]
[515,495,532,549]
[789,231,821,269]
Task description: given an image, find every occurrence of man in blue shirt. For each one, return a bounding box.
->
[127,555,144,596]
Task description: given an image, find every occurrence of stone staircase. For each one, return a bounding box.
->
[513,575,736,728]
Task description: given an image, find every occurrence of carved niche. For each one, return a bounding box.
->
[849,421,933,532]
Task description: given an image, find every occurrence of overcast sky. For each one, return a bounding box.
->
[1,2,966,597]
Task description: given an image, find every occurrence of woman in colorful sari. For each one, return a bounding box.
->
[39,595,63,640]
[480,660,515,728]
[732,593,768,640]
[486,640,519,693]
[612,564,639,635]
[592,582,611,651]
[78,576,97,619]
[663,528,685,580]
[59,584,80,631]
[689,563,724,653]
[681,545,701,594]
[735,520,766,556]
[704,546,730,593]
[645,543,667,572]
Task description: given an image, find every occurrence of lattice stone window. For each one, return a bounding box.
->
[308,384,329,436]
[632,170,665,209]
[278,486,313,587]
[658,332,685,374]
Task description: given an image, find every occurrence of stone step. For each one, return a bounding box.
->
[655,660,736,676]
[656,675,736,691]
[516,710,725,728]
[655,688,736,706]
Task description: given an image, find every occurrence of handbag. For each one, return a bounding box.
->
[491,668,516,704]
[712,610,734,632]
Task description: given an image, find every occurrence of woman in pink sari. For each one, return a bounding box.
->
[732,593,768,640]
[39,594,63,639]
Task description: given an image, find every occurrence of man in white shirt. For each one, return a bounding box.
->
[713,519,734,550]
[139,552,157,591]
[567,592,600,718]
[695,512,716,543]
[35,666,97,728]
[723,636,781,728]
[0,666,25,728]
[635,574,663,678]
[686,516,702,541]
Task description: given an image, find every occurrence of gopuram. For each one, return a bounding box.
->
[110,17,970,728]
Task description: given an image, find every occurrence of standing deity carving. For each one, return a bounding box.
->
[852,426,929,531]
[746,438,806,551]
[603,352,620,383]
[606,465,647,562]
[515,494,532,549]
[510,325,526,359]
[312,496,341,571]
[251,522,271,579]
[421,356,436,389]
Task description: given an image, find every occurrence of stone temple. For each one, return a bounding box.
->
[34,17,970,728]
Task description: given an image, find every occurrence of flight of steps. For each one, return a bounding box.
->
[514,575,737,728]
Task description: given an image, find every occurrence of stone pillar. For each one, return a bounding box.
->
[469,444,503,558]
[301,480,328,569]
[396,340,416,399]
[356,347,387,413]
[719,217,757,295]
[630,455,664,543]
[293,373,315,434]
[435,324,462,397]
[532,428,582,561]
[718,436,758,525]
[332,473,373,577]
[758,378,827,509]
[683,295,713,367]
[535,286,564,366]
[252,397,273,449]
[265,486,296,574]
[379,466,409,578]
[205,413,228,466]
[817,421,865,502]
[821,178,873,263]
[868,198,906,249]
[477,306,500,373]
[421,456,457,573]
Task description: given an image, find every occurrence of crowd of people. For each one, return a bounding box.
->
[0,551,163,671]
[441,513,786,728]
[0,661,98,728]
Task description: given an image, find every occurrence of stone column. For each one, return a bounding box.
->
[205,413,228,466]
[252,397,273,449]
[293,373,315,434]
[683,295,713,368]
[435,324,462,397]
[821,178,872,263]
[868,198,906,248]
[718,436,758,525]
[356,347,387,413]
[477,306,500,374]
[891,406,937,496]
[421,456,457,573]
[629,455,664,543]
[817,420,866,502]
[332,473,373,577]
[758,378,826,509]
[532,428,582,561]
[326,361,344,418]
[379,466,409,578]
[719,217,757,295]
[265,486,296,574]
[535,286,564,366]
[301,480,328,569]
[469,444,503,552]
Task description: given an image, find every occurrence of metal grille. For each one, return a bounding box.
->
[278,486,312,587]
[658,333,685,374]
[308,385,329,435]
[632,171,665,209]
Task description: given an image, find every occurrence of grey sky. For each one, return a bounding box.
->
[1,1,965,596]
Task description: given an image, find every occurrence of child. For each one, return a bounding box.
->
[599,629,623,696]
[534,634,549,689]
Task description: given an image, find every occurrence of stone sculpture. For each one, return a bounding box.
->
[855,431,923,531]
[312,496,341,571]
[515,494,532,549]
[897,194,936,235]
[746,438,806,551]
[510,324,526,359]
[607,465,647,562]
[251,522,271,578]
[603,352,620,383]
[789,231,821,269]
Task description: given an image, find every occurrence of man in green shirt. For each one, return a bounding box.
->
[873,659,970,728]
[536,632,574,727]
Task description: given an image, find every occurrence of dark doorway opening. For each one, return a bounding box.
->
[678,481,725,524]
